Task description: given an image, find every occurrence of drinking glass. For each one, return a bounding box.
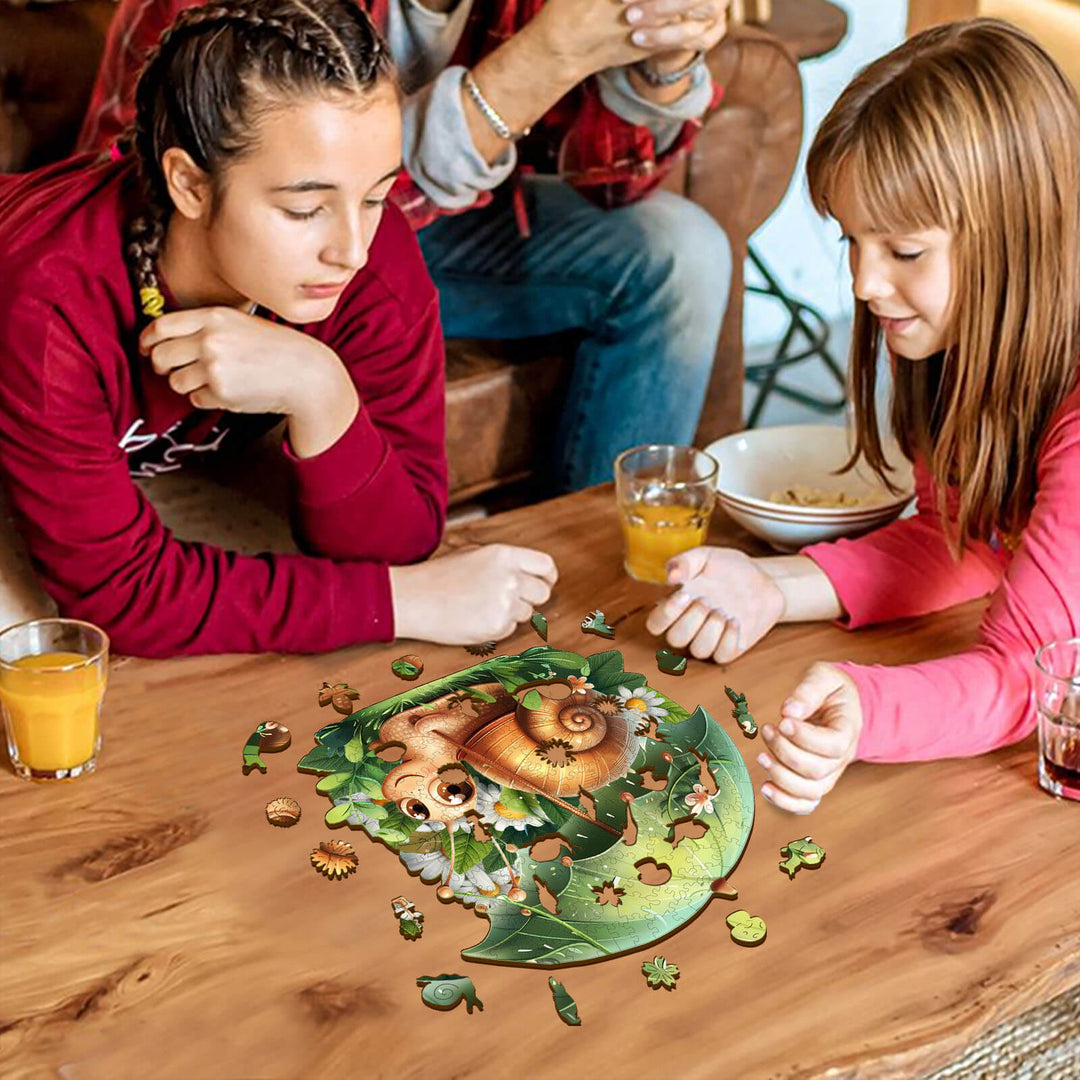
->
[1032,637,1080,802]
[0,618,109,781]
[615,445,718,585]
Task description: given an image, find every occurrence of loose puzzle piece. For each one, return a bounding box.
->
[549,977,581,1026]
[391,895,425,940]
[531,612,549,642]
[724,685,758,738]
[779,836,826,879]
[295,646,755,968]
[581,610,615,638]
[310,839,358,879]
[391,655,424,681]
[417,975,483,1013]
[319,682,359,716]
[265,796,301,826]
[465,641,497,656]
[656,648,687,676]
[642,956,680,990]
[726,909,767,946]
[242,721,291,774]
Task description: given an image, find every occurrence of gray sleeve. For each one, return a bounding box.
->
[402,65,517,210]
[595,63,714,155]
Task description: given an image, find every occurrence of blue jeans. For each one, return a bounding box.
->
[418,176,733,492]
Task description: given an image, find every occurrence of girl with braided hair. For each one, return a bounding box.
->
[0,0,555,656]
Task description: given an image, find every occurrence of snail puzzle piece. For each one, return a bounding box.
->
[549,977,581,1025]
[726,909,767,946]
[724,685,758,738]
[242,721,291,774]
[780,836,826,879]
[297,646,754,968]
[391,895,424,940]
[417,975,483,1013]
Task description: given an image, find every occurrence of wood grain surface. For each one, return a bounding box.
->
[2,485,1078,1080]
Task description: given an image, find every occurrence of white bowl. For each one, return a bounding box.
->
[704,425,915,553]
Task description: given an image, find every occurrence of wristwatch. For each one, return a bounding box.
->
[632,50,706,87]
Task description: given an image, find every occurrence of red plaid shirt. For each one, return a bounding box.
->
[78,0,722,229]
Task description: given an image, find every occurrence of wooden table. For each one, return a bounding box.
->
[2,486,1078,1080]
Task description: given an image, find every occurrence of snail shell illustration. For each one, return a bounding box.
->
[376,683,638,825]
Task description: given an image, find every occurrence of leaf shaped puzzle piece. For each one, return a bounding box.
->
[531,612,549,641]
[642,956,680,990]
[548,977,581,1025]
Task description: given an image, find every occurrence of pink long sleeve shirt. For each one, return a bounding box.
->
[0,156,448,657]
[801,384,1080,763]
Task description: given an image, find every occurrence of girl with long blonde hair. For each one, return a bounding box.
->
[647,18,1080,812]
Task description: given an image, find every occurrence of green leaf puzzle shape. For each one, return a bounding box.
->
[461,703,754,967]
[296,648,753,968]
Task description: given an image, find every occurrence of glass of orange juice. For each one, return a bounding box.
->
[615,445,718,584]
[0,618,109,781]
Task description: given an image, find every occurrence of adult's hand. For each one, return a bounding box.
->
[622,0,731,70]
[645,546,785,663]
[390,544,558,645]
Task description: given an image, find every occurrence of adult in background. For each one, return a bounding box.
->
[79,0,734,491]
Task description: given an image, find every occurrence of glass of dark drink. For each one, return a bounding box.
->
[1033,638,1080,802]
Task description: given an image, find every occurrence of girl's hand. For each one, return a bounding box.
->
[759,663,863,814]
[622,0,730,66]
[644,546,785,663]
[140,307,350,420]
[390,544,558,645]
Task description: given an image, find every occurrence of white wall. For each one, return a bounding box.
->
[745,0,909,347]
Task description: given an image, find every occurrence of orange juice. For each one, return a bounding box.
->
[0,652,104,774]
[620,503,709,584]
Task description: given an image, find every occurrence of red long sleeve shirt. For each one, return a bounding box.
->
[0,156,448,657]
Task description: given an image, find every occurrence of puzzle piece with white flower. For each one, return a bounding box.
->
[296,646,754,967]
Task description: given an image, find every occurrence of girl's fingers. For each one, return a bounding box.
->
[518,572,554,608]
[759,727,838,781]
[713,615,742,664]
[770,717,850,759]
[665,598,712,649]
[139,307,226,353]
[148,335,203,376]
[645,588,693,635]
[780,662,845,722]
[756,752,832,803]
[665,546,712,586]
[760,781,821,815]
[168,361,209,398]
[687,610,726,660]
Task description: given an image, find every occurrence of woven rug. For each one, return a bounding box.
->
[922,981,1080,1079]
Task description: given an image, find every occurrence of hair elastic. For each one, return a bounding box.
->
[140,286,166,318]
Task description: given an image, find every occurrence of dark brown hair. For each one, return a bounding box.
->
[127,0,394,307]
[807,18,1080,556]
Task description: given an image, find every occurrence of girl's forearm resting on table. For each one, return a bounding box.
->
[756,555,845,623]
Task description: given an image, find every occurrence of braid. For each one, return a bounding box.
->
[125,0,392,319]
